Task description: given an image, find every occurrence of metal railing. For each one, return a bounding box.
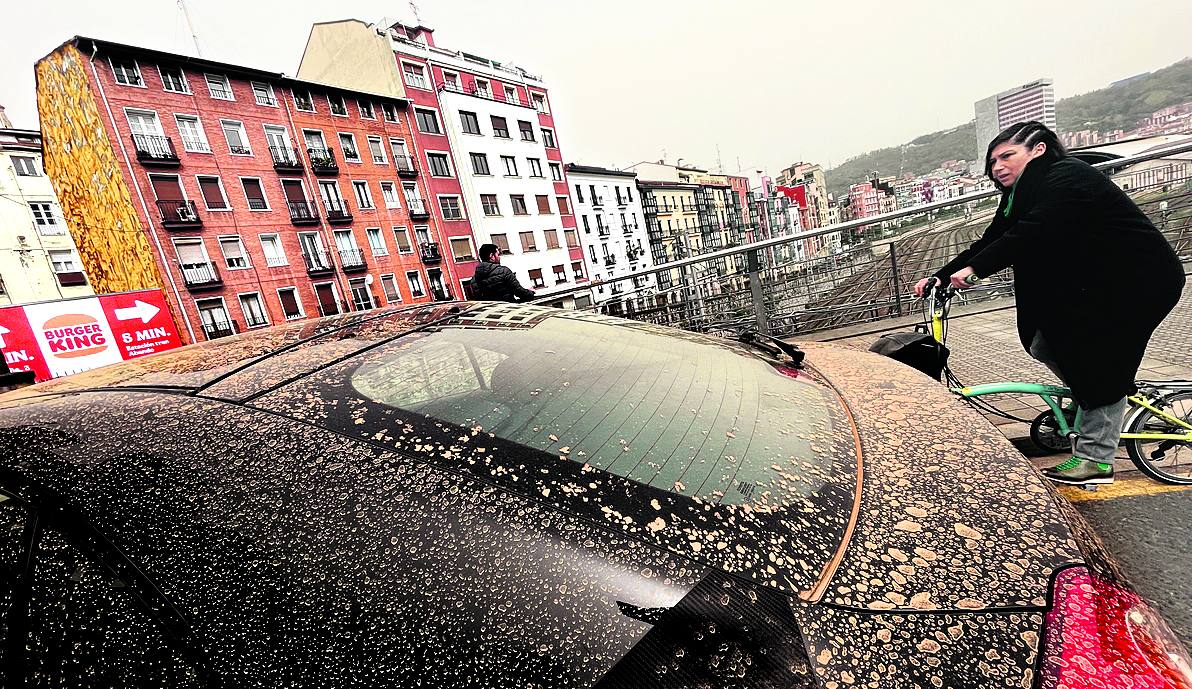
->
[270,145,303,170]
[156,200,200,226]
[132,134,179,164]
[307,147,338,173]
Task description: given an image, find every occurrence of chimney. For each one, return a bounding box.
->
[0,104,12,129]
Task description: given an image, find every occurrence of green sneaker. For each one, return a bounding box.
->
[1042,456,1114,486]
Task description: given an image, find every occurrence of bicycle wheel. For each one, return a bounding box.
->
[1030,409,1076,455]
[1124,390,1192,485]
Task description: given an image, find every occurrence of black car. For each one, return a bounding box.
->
[1,302,1189,688]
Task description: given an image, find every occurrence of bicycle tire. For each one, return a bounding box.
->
[1124,390,1192,485]
[1030,409,1075,455]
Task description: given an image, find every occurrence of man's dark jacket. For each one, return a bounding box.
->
[935,155,1184,407]
[473,261,536,302]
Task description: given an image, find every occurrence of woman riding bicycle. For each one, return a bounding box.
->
[915,121,1185,486]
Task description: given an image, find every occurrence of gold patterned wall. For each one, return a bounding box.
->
[35,44,188,338]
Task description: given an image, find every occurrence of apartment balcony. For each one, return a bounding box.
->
[180,262,222,291]
[156,200,201,229]
[132,134,180,167]
[338,248,367,272]
[302,248,335,275]
[596,225,610,238]
[270,146,304,172]
[407,199,430,219]
[591,196,605,208]
[656,204,674,215]
[324,199,353,224]
[393,155,418,177]
[419,242,442,264]
[307,147,339,175]
[621,223,634,235]
[202,318,238,341]
[643,204,658,216]
[682,202,699,213]
[603,255,617,267]
[288,201,319,226]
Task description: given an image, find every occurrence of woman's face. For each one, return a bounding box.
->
[989,141,1046,187]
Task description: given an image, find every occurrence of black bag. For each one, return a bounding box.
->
[869,331,949,381]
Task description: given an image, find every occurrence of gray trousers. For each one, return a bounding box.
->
[1029,332,1127,463]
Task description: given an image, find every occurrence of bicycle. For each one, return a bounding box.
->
[919,277,1192,488]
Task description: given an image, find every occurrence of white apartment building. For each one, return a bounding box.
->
[0,126,93,306]
[565,164,656,313]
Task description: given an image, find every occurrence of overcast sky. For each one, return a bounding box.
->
[4,0,1190,176]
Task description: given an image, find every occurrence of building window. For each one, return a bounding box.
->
[442,71,460,90]
[159,65,188,93]
[241,178,269,210]
[219,236,249,269]
[48,249,80,273]
[339,133,360,162]
[470,152,491,176]
[197,175,229,210]
[542,128,556,148]
[491,233,511,255]
[574,184,585,203]
[380,181,400,208]
[582,215,590,233]
[278,287,303,319]
[12,156,39,176]
[219,120,251,156]
[30,202,65,235]
[382,102,398,122]
[572,261,586,281]
[490,116,509,138]
[393,227,413,253]
[380,274,401,303]
[520,231,537,252]
[174,115,211,153]
[527,158,544,178]
[481,194,500,216]
[359,100,375,119]
[352,278,376,311]
[415,108,441,134]
[367,136,387,164]
[504,86,520,104]
[294,90,315,112]
[553,264,566,284]
[251,82,277,106]
[511,195,528,215]
[536,195,552,214]
[475,79,491,98]
[366,227,388,256]
[549,162,562,181]
[328,95,348,117]
[205,74,233,100]
[557,197,571,215]
[239,293,269,327]
[528,268,545,288]
[460,111,481,134]
[518,120,535,142]
[588,244,597,262]
[564,229,579,248]
[110,58,142,86]
[439,196,464,220]
[407,271,426,298]
[427,153,452,177]
[501,156,518,177]
[402,62,428,89]
[533,93,548,114]
[545,229,560,249]
[450,237,475,261]
[260,234,287,266]
[353,181,375,209]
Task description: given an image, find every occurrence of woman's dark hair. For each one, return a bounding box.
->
[984,121,1067,186]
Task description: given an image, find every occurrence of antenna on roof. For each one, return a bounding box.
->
[178,0,203,57]
[409,0,422,24]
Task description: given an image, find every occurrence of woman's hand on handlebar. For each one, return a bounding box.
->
[949,266,979,289]
[914,277,939,298]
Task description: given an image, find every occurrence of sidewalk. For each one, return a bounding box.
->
[802,282,1192,468]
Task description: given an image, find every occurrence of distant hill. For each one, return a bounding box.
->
[824,57,1192,197]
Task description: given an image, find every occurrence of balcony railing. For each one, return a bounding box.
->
[324,199,353,223]
[682,202,699,212]
[269,146,303,172]
[407,199,429,218]
[287,201,319,225]
[302,249,334,274]
[432,285,453,302]
[338,248,367,272]
[591,196,605,208]
[394,155,418,177]
[180,262,221,290]
[201,318,238,340]
[156,200,201,228]
[603,255,617,267]
[132,134,179,166]
[419,242,442,264]
[597,225,610,238]
[307,147,338,174]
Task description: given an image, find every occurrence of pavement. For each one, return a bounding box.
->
[805,282,1192,647]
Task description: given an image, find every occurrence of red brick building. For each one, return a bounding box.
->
[36,37,459,343]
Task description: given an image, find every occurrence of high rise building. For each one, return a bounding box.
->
[298,20,585,306]
[35,37,454,343]
[974,78,1056,167]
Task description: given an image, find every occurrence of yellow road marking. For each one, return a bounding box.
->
[1058,476,1192,503]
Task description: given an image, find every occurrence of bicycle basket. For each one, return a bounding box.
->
[869,331,950,381]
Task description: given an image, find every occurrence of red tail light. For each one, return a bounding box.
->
[1040,566,1192,688]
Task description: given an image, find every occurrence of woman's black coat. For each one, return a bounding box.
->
[935,155,1184,407]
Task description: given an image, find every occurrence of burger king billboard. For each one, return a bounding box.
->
[0,290,182,382]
